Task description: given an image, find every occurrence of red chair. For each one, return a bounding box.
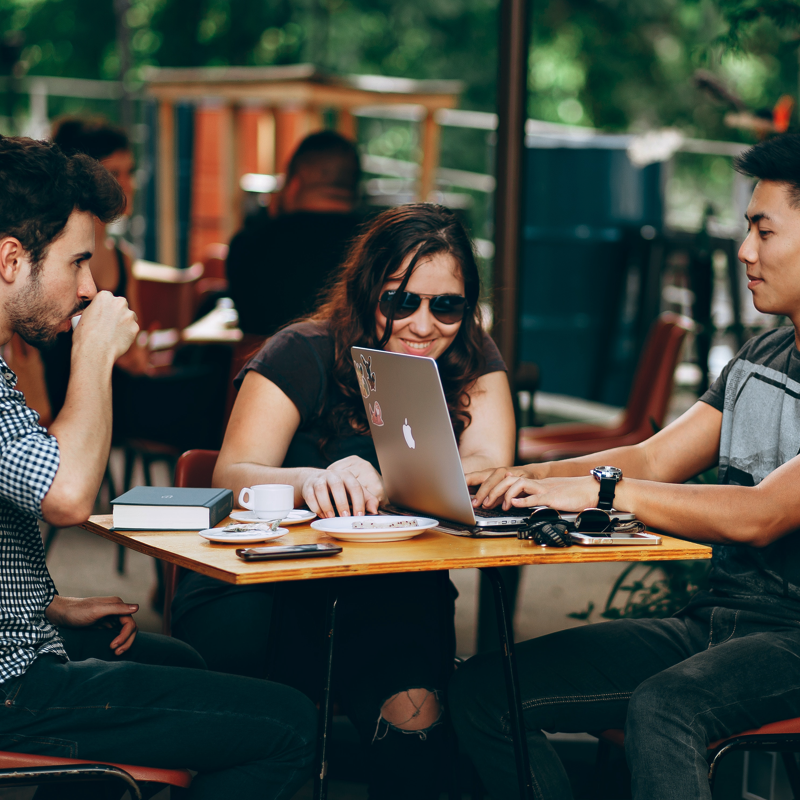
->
[517,313,693,463]
[162,449,221,635]
[0,737,192,798]
[595,720,800,796]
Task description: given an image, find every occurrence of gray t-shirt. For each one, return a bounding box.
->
[698,326,800,621]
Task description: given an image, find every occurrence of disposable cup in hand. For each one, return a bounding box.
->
[238,484,294,521]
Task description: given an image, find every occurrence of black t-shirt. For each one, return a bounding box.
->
[236,319,507,471]
[226,212,362,337]
[696,326,800,622]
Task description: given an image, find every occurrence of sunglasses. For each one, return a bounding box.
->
[379,290,468,325]
[525,506,639,533]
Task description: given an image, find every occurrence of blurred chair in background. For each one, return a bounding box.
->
[517,312,693,463]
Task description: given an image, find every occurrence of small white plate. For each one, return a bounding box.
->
[310,515,438,542]
[198,527,288,544]
[229,509,317,525]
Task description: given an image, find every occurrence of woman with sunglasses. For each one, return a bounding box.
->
[171,203,515,799]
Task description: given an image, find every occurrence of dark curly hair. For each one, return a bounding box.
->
[308,203,486,445]
[0,135,125,271]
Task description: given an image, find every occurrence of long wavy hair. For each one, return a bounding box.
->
[307,203,486,445]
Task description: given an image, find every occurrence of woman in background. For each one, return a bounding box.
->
[43,117,147,415]
[172,204,516,800]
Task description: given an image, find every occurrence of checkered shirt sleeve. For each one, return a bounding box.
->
[0,357,65,684]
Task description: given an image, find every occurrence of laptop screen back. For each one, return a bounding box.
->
[351,346,477,525]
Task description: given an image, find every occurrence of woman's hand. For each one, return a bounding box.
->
[45,595,139,656]
[327,456,385,505]
[490,475,601,512]
[466,464,543,508]
[302,456,384,518]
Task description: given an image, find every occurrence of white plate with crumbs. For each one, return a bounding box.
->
[229,509,317,525]
[199,524,289,544]
[310,515,438,542]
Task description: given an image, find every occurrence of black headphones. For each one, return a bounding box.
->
[518,518,573,548]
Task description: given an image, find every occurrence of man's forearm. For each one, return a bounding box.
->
[42,345,115,525]
[616,478,784,547]
[531,443,653,480]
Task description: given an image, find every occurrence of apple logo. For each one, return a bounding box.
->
[402,418,415,449]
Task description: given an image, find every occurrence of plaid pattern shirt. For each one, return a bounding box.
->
[0,356,65,684]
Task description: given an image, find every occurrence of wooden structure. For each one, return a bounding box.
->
[143,65,463,267]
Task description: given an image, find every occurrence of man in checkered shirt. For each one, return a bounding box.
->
[0,135,316,799]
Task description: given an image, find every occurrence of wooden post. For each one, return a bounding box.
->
[157,100,176,267]
[419,110,440,202]
[492,0,532,383]
[338,108,357,141]
[257,109,275,175]
[219,102,238,242]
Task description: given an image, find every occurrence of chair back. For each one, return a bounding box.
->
[621,312,692,434]
[201,242,229,280]
[164,449,220,636]
[174,449,220,489]
[133,260,204,331]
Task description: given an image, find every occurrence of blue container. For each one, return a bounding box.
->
[519,133,663,405]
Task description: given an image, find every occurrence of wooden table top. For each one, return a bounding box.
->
[82,515,712,586]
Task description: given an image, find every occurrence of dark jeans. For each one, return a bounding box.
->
[172,570,457,800]
[450,605,800,800]
[0,626,316,800]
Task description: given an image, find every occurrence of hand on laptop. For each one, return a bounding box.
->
[466,465,540,509]
[473,473,600,512]
[301,456,385,518]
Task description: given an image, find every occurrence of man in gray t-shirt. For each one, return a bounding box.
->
[451,133,800,800]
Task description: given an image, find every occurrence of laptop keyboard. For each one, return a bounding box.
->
[474,505,529,519]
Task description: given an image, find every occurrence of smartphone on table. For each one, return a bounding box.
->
[236,543,343,561]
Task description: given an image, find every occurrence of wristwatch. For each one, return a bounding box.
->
[591,466,623,511]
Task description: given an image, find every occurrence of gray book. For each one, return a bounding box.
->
[111,486,234,530]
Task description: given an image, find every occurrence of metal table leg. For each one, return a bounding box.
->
[313,590,338,800]
[479,567,535,800]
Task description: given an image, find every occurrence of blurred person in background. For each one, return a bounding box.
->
[43,117,148,417]
[227,130,363,336]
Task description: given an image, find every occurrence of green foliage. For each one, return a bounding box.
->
[568,559,711,622]
[714,0,800,50]
[4,0,800,152]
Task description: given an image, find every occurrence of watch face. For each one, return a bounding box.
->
[592,466,622,481]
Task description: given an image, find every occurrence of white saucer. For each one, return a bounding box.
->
[310,515,438,542]
[199,527,288,544]
[229,509,316,525]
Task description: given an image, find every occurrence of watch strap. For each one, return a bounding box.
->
[597,478,616,511]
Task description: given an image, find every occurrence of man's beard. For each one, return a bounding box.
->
[7,273,85,350]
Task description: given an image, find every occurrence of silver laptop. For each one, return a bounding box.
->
[351,346,529,530]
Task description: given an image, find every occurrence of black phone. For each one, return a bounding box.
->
[236,543,343,562]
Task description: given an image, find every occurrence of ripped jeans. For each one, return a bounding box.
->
[450,604,800,800]
[172,570,457,800]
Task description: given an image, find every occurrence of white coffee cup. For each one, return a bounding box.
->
[238,484,294,521]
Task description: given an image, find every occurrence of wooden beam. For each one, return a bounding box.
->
[157,100,176,267]
[146,81,460,111]
[419,111,441,202]
[492,0,532,383]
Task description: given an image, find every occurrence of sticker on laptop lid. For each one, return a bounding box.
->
[360,353,377,393]
[370,401,384,426]
[355,360,370,398]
